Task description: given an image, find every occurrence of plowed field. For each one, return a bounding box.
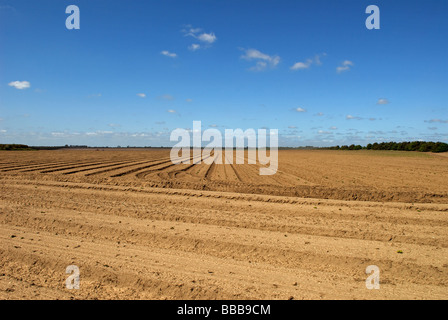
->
[1,149,447,299]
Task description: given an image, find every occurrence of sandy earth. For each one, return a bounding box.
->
[0,149,447,299]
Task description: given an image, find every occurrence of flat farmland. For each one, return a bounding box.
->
[0,149,447,299]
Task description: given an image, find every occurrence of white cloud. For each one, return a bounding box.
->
[271,56,281,67]
[159,94,174,100]
[337,60,354,73]
[291,58,313,70]
[244,49,269,60]
[290,61,311,70]
[182,26,217,49]
[182,26,203,37]
[0,129,6,133]
[346,114,362,120]
[137,93,146,98]
[188,44,200,51]
[189,28,202,34]
[291,54,326,71]
[241,49,280,71]
[425,119,448,124]
[161,50,177,58]
[8,81,30,90]
[167,109,177,114]
[295,107,306,113]
[198,32,217,44]
[250,61,268,72]
[314,53,326,65]
[377,98,389,105]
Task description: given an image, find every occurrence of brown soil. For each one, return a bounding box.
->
[0,149,447,299]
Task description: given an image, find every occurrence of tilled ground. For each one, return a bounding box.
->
[0,149,447,299]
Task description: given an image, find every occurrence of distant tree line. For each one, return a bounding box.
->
[0,144,35,151]
[1,141,447,153]
[327,141,448,153]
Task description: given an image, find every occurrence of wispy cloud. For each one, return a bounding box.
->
[377,98,389,105]
[8,81,30,90]
[185,99,193,102]
[182,26,203,37]
[0,5,15,11]
[161,50,177,58]
[346,114,362,120]
[314,54,326,66]
[425,119,448,124]
[167,109,177,114]
[188,44,200,51]
[182,25,217,50]
[337,60,354,73]
[290,53,326,71]
[241,49,280,71]
[248,61,269,72]
[158,94,174,100]
[295,107,306,113]
[137,93,146,98]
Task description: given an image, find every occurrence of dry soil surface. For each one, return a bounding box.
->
[0,149,447,299]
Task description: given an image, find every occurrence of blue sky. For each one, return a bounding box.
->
[0,0,447,147]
